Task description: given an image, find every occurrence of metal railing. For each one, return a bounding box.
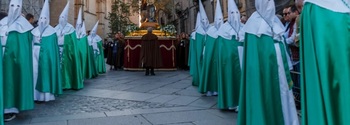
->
[291,63,301,113]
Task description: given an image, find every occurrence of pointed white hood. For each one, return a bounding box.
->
[76,7,85,38]
[196,0,209,35]
[0,0,33,36]
[228,0,241,33]
[38,0,50,34]
[7,0,22,25]
[255,0,275,26]
[242,0,284,41]
[207,0,223,38]
[218,0,244,40]
[88,21,102,44]
[59,1,69,28]
[191,12,201,40]
[214,0,223,29]
[195,12,201,31]
[305,0,350,13]
[80,22,87,38]
[90,21,99,37]
[54,1,75,36]
[31,0,55,37]
[88,21,102,53]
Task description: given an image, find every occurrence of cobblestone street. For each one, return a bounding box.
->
[6,68,236,125]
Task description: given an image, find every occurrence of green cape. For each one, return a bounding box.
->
[198,35,218,93]
[217,36,241,109]
[238,34,284,125]
[190,33,205,86]
[35,34,62,95]
[301,3,350,125]
[0,35,3,125]
[3,31,34,111]
[60,32,84,89]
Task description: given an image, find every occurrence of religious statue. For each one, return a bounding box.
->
[140,0,147,23]
[141,0,156,23]
[147,4,156,22]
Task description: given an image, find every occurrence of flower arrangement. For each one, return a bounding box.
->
[126,24,140,35]
[160,24,177,36]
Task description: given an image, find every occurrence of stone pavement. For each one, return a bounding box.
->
[6,69,236,125]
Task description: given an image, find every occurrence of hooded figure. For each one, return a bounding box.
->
[55,1,84,90]
[0,12,3,125]
[75,7,97,79]
[31,0,62,102]
[191,0,209,86]
[300,0,350,125]
[88,21,106,74]
[197,0,209,34]
[76,7,86,39]
[0,0,34,118]
[237,0,298,125]
[0,9,5,125]
[198,0,223,96]
[0,33,2,124]
[216,0,243,110]
[188,12,201,79]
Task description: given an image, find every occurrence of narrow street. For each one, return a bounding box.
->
[7,68,236,125]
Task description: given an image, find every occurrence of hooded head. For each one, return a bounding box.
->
[195,12,201,30]
[80,22,87,38]
[198,0,209,31]
[228,0,241,31]
[76,7,83,37]
[214,0,223,29]
[59,1,69,28]
[91,21,99,37]
[7,0,23,25]
[255,0,275,26]
[38,0,50,34]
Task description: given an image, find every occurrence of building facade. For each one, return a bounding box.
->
[172,0,290,35]
[51,0,113,39]
[0,0,45,19]
[0,0,291,38]
[0,0,113,39]
[170,0,246,35]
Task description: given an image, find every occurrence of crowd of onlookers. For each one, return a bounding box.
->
[103,32,125,70]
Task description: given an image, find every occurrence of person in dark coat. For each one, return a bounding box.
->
[106,35,118,70]
[176,32,190,70]
[140,27,162,76]
[103,38,109,58]
[115,32,125,69]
